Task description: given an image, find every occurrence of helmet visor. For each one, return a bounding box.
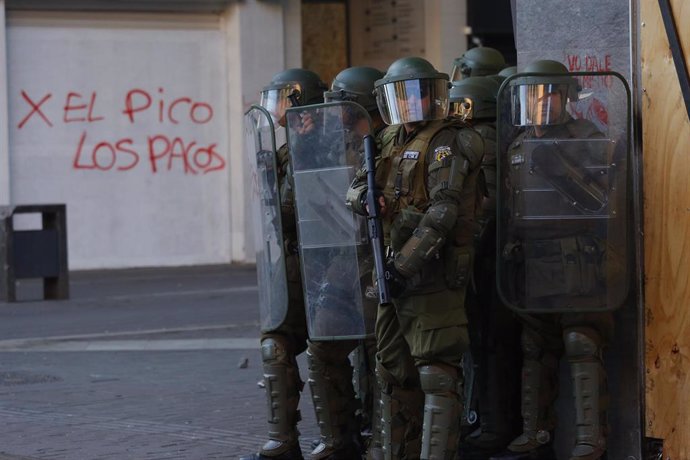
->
[260,85,300,122]
[375,78,449,125]
[510,83,570,126]
[450,64,467,82]
[448,97,473,120]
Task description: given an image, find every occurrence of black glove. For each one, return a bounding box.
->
[384,260,407,298]
[360,188,384,216]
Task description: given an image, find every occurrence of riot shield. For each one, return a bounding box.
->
[244,105,289,331]
[286,101,375,340]
[496,71,631,313]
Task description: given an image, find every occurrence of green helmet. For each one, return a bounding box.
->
[498,66,517,78]
[374,57,450,125]
[260,68,327,121]
[449,77,498,121]
[324,66,384,113]
[508,60,579,126]
[451,47,506,80]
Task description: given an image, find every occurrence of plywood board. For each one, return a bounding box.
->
[640,0,690,456]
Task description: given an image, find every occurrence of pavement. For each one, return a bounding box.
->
[0,265,319,460]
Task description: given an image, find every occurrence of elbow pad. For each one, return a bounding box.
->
[394,226,446,278]
[345,181,368,216]
[394,203,457,278]
[429,155,470,199]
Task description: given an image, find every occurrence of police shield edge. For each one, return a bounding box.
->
[244,105,289,332]
[286,101,374,340]
[496,71,632,313]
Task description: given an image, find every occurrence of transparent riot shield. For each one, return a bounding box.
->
[496,71,631,313]
[244,105,289,331]
[286,101,374,340]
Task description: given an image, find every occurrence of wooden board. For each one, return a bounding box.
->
[301,3,348,87]
[640,0,690,456]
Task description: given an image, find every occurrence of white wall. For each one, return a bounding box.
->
[0,0,9,206]
[7,12,230,270]
[223,0,299,264]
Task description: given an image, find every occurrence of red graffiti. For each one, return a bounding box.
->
[17,87,226,174]
[17,91,53,128]
[73,131,225,174]
[64,92,104,123]
[567,54,611,72]
[565,53,614,88]
[147,135,224,174]
[122,88,214,125]
[588,97,609,126]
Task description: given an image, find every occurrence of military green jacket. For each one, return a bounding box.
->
[347,120,484,294]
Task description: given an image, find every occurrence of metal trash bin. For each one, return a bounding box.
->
[0,204,69,301]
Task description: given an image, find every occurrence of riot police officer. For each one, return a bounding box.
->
[496,60,628,460]
[347,57,485,460]
[241,68,327,460]
[450,46,507,81]
[304,66,385,460]
[448,77,522,457]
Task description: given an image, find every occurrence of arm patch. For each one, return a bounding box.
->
[434,145,453,162]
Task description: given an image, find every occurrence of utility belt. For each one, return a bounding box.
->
[503,235,605,299]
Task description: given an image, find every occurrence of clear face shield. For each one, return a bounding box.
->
[260,83,302,125]
[375,78,449,125]
[448,97,473,121]
[450,63,469,82]
[510,83,571,126]
[323,89,372,135]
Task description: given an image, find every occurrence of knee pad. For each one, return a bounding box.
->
[564,327,602,358]
[261,336,292,365]
[418,365,458,396]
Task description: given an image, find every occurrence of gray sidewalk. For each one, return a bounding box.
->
[0,265,318,460]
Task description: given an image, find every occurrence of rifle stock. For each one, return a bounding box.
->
[363,134,391,305]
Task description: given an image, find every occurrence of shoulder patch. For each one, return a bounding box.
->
[434,145,453,162]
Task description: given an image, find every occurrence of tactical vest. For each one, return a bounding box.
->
[378,120,458,227]
[378,120,479,294]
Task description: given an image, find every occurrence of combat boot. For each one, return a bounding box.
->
[565,328,607,460]
[240,336,304,460]
[238,443,304,460]
[504,330,559,459]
